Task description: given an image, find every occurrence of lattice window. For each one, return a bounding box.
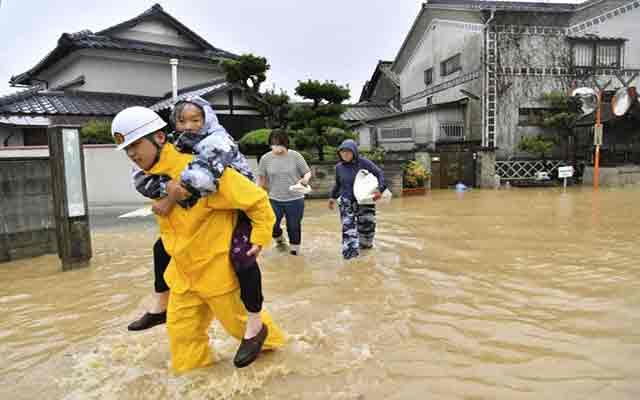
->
[570,39,623,68]
[439,122,464,140]
[378,126,413,142]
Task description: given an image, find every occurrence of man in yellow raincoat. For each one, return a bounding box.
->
[111,106,285,373]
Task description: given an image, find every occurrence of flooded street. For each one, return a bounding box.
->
[1,188,640,399]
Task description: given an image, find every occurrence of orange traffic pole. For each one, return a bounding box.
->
[594,91,602,191]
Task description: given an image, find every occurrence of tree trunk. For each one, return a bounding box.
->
[317,145,324,161]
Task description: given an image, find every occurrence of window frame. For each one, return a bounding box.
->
[440,53,462,77]
[424,67,433,86]
[570,38,624,69]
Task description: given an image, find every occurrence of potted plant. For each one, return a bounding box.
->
[402,160,429,195]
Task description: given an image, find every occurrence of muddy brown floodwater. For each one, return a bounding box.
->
[1,187,639,399]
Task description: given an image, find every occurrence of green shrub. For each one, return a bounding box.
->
[81,120,113,144]
[517,135,557,159]
[239,128,271,156]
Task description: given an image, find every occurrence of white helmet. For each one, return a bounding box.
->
[111,106,167,150]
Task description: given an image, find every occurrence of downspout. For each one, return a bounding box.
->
[170,59,179,102]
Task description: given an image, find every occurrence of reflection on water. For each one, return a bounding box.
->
[1,188,640,399]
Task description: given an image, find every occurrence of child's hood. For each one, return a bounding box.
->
[186,96,226,138]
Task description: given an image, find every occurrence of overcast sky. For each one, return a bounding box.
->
[0,0,585,101]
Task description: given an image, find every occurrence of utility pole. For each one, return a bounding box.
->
[591,78,611,191]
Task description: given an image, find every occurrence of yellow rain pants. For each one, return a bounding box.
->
[168,288,285,373]
[146,144,285,373]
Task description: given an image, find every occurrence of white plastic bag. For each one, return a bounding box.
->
[354,169,380,205]
[289,182,312,194]
[379,188,393,204]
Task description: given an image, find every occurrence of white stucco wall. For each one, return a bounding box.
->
[401,19,483,111]
[203,91,261,115]
[110,21,199,49]
[40,50,225,97]
[355,126,372,150]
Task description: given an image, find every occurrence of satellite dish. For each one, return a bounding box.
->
[571,87,598,117]
[611,87,636,117]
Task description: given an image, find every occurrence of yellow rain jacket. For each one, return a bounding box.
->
[146,144,275,297]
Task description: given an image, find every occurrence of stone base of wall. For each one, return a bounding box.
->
[306,161,405,199]
[476,151,497,188]
[583,165,640,186]
[0,229,57,262]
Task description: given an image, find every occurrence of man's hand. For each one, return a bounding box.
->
[298,177,310,186]
[152,196,176,216]
[246,244,263,257]
[328,199,336,210]
[372,191,382,202]
[166,180,190,201]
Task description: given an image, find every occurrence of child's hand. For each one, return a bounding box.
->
[166,180,190,201]
[152,197,176,216]
[328,199,336,210]
[246,244,262,257]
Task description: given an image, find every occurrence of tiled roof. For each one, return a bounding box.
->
[150,79,232,111]
[0,89,160,116]
[10,31,237,86]
[97,4,217,51]
[342,102,397,122]
[350,98,468,126]
[570,0,635,27]
[359,60,400,103]
[10,3,238,86]
[425,0,577,12]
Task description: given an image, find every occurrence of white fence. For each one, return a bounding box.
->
[496,160,567,180]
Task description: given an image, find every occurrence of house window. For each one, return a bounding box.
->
[571,39,623,68]
[439,122,464,140]
[424,68,433,86]
[426,96,433,106]
[379,126,413,142]
[441,53,462,76]
[22,128,48,146]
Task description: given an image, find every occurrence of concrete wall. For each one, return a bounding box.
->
[583,165,640,187]
[41,50,225,97]
[0,145,260,206]
[0,145,146,205]
[476,150,498,189]
[305,161,405,199]
[0,158,56,262]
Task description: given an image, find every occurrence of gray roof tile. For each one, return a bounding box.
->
[342,103,397,122]
[426,0,576,12]
[0,89,160,116]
